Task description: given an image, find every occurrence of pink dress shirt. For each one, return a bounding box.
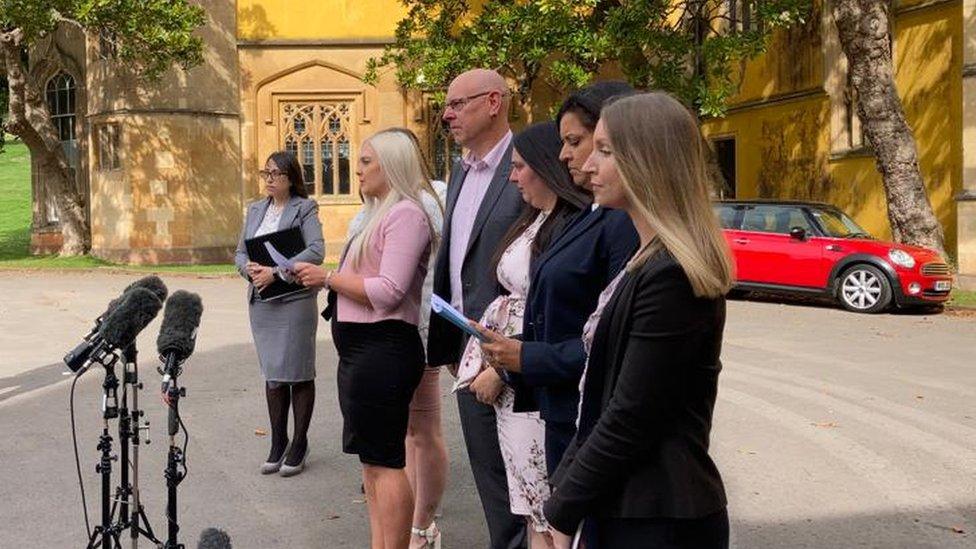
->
[336,200,432,325]
[448,130,513,311]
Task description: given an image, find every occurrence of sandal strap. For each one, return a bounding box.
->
[410,522,438,542]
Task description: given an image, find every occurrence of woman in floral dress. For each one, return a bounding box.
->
[455,121,590,547]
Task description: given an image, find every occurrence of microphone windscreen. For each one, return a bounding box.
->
[98,295,124,322]
[156,290,204,361]
[98,287,164,348]
[125,275,168,303]
[197,527,231,549]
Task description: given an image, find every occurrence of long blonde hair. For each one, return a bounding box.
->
[346,129,439,269]
[602,92,734,298]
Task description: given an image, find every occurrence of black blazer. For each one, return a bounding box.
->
[543,250,728,534]
[512,207,638,423]
[426,141,524,366]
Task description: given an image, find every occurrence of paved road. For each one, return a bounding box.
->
[0,271,974,548]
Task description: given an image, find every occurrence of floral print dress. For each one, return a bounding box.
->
[576,269,629,429]
[454,210,550,532]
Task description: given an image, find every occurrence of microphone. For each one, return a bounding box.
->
[101,287,165,349]
[126,274,169,303]
[75,287,164,375]
[197,527,231,549]
[157,290,204,367]
[157,291,203,434]
[62,276,168,372]
[62,295,123,372]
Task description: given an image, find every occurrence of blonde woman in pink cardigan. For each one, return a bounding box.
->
[295,129,439,549]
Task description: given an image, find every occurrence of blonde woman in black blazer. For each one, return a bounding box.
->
[544,93,735,549]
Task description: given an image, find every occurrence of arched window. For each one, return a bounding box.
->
[44,72,79,223]
[46,72,76,142]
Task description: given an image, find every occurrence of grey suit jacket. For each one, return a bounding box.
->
[234,196,325,303]
[426,141,525,366]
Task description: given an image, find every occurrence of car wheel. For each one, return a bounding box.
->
[837,264,893,313]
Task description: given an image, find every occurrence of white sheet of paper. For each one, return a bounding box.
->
[571,524,583,549]
[263,241,295,270]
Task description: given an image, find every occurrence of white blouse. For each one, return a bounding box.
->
[254,201,285,237]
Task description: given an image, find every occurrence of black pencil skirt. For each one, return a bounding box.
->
[332,319,425,469]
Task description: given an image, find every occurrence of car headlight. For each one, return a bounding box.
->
[888,249,916,269]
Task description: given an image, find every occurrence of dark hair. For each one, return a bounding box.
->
[555,80,636,131]
[493,122,591,269]
[266,151,308,199]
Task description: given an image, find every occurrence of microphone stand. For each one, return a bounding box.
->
[161,354,186,549]
[86,351,123,549]
[119,344,159,549]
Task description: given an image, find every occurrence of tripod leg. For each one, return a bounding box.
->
[87,527,102,549]
[96,429,115,549]
[166,445,180,547]
[136,504,161,544]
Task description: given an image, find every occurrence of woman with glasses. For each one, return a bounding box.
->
[234,151,324,477]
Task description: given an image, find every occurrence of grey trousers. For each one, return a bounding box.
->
[456,390,528,549]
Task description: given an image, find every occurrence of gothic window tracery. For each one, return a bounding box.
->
[281,101,354,198]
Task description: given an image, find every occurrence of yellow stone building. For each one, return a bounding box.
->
[28,0,976,288]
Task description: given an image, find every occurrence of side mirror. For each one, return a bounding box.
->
[789,227,807,241]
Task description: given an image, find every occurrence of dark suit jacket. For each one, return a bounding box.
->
[234,196,325,303]
[426,141,524,366]
[512,207,638,423]
[543,250,728,534]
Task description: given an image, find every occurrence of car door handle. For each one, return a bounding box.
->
[734,238,750,245]
[826,244,841,252]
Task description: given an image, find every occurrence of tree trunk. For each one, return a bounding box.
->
[831,0,945,256]
[1,30,90,256]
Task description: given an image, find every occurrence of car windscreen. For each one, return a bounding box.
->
[809,208,872,238]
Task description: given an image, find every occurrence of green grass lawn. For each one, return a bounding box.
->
[0,139,235,274]
[0,139,32,261]
[948,289,976,309]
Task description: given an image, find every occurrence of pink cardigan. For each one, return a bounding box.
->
[336,200,432,325]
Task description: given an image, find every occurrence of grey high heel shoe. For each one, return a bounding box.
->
[279,446,308,477]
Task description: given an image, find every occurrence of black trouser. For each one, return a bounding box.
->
[456,390,527,549]
[594,508,729,549]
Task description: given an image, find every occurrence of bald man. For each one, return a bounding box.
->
[427,69,528,549]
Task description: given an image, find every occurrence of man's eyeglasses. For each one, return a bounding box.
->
[259,169,285,180]
[444,90,499,113]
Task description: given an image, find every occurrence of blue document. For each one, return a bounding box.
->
[431,295,485,342]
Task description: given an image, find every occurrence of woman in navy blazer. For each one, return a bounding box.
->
[234,151,324,477]
[476,81,638,474]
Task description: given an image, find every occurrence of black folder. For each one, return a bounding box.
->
[244,226,307,301]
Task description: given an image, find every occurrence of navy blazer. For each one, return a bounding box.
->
[512,206,638,424]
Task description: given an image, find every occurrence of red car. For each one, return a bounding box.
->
[714,200,953,313]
